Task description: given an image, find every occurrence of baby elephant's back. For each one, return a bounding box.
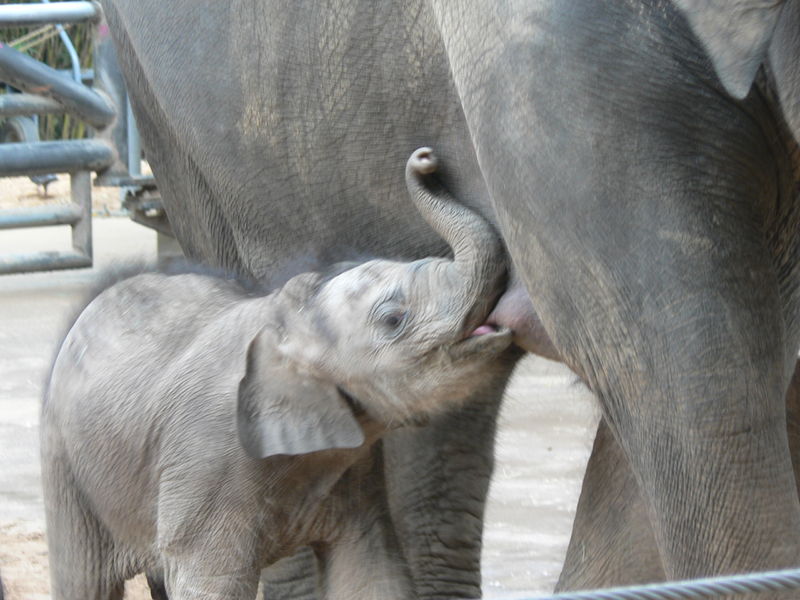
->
[47,271,243,412]
[42,271,249,544]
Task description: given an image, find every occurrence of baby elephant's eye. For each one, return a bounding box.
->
[378,310,407,330]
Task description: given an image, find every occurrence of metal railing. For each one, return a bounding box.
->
[0,170,91,273]
[532,567,800,599]
[0,38,114,128]
[0,0,141,275]
[0,1,98,28]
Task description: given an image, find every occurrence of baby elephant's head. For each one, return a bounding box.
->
[306,255,512,419]
[237,149,513,459]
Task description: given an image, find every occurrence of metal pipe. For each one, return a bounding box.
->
[0,251,91,275]
[0,140,112,176]
[0,93,65,116]
[0,204,82,230]
[56,24,82,82]
[0,42,115,128]
[57,67,93,84]
[0,2,99,28]
[41,0,82,82]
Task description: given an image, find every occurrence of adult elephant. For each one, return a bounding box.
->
[101,0,800,597]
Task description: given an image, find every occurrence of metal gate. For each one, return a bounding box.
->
[0,1,154,274]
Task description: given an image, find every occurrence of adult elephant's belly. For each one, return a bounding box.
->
[105,0,547,357]
[104,0,502,279]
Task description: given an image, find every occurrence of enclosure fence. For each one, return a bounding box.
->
[0,1,147,274]
[531,568,800,599]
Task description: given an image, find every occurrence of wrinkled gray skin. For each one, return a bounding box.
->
[101,0,800,596]
[41,149,517,600]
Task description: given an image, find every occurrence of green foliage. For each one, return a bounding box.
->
[1,0,94,140]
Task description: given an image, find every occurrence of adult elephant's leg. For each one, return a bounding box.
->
[431,0,800,584]
[562,355,800,591]
[260,550,320,600]
[564,357,800,591]
[557,418,664,590]
[383,362,520,600]
[786,360,800,497]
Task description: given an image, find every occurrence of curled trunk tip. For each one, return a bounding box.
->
[407,147,438,176]
[404,146,506,330]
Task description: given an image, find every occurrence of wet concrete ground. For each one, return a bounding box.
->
[0,218,599,598]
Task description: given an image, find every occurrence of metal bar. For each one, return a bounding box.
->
[0,171,94,274]
[41,0,83,83]
[100,174,155,188]
[60,67,93,85]
[0,140,112,176]
[0,93,65,116]
[55,24,82,83]
[0,204,81,230]
[0,250,91,275]
[0,2,99,28]
[0,41,114,128]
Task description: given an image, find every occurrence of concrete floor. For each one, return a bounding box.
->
[0,217,598,598]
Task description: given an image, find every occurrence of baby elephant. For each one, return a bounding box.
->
[41,148,514,600]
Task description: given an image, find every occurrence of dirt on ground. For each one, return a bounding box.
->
[0,523,150,599]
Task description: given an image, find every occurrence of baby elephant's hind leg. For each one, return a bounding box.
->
[42,454,124,600]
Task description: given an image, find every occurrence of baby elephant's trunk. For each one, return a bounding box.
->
[405,147,506,331]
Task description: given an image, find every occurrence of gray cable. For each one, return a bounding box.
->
[529,568,800,599]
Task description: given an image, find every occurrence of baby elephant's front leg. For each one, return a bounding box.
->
[317,449,415,600]
[163,554,260,600]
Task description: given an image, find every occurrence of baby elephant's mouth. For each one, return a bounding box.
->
[448,325,513,361]
[470,324,498,337]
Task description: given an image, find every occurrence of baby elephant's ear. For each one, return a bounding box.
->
[237,330,365,459]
